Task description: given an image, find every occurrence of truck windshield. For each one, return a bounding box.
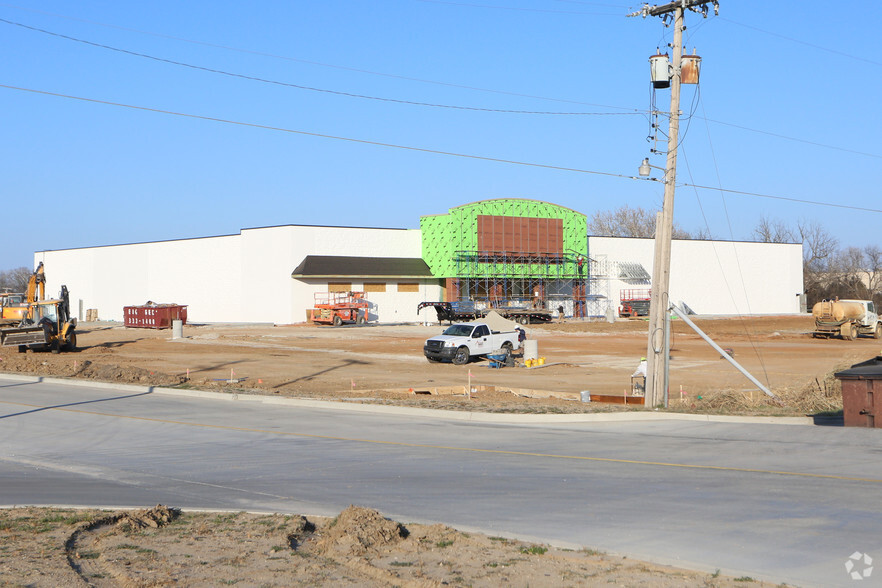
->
[442,325,474,337]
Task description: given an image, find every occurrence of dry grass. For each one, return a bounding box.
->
[671,365,845,416]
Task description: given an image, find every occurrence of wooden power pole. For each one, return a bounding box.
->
[631,1,718,408]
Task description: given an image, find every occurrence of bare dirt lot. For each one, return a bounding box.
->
[0,314,874,415]
[0,505,780,587]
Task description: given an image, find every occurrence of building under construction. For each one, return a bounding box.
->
[420,199,610,317]
[33,197,803,324]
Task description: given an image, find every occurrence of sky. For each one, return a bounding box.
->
[1,1,879,270]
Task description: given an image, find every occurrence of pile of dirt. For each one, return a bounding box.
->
[0,351,186,387]
[115,504,180,531]
[316,505,408,557]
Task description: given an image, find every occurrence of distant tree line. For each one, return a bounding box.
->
[752,216,882,309]
[588,206,882,310]
[587,204,710,240]
[0,266,31,293]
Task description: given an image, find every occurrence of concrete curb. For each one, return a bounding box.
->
[0,372,815,426]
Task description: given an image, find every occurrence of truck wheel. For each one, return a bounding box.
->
[501,342,513,357]
[356,315,366,325]
[333,315,343,327]
[874,324,882,340]
[841,323,857,341]
[518,316,529,325]
[453,346,470,365]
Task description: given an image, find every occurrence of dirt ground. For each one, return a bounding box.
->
[1,316,864,586]
[0,505,781,587]
[0,314,874,415]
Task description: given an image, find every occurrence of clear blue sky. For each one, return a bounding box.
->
[1,1,879,270]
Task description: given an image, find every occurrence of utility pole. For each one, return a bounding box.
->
[630,0,718,408]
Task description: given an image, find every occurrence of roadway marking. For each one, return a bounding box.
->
[3,399,881,484]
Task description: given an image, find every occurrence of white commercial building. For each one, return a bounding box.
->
[589,236,804,315]
[36,225,441,325]
[34,209,803,325]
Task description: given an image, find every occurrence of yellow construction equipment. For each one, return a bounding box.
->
[1,263,46,325]
[0,284,77,353]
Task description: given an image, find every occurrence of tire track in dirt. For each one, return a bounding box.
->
[64,505,179,587]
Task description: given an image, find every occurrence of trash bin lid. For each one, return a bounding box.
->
[834,355,882,379]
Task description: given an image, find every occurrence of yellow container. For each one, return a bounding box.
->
[538,357,545,366]
[525,359,533,367]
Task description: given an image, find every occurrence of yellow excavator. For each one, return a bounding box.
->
[0,262,45,325]
[0,265,77,353]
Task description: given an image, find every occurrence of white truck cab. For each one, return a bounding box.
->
[423,322,520,365]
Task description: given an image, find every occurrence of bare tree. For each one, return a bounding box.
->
[752,216,795,243]
[588,205,695,239]
[751,217,843,307]
[0,266,31,293]
[861,245,882,297]
[831,247,868,299]
[797,219,839,273]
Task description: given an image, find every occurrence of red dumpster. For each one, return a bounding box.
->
[834,355,882,428]
[123,304,188,329]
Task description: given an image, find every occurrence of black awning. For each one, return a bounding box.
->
[291,255,434,278]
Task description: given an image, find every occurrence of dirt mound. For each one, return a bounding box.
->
[317,505,408,556]
[116,504,180,531]
[0,349,186,387]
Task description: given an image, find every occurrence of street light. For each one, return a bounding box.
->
[638,157,665,179]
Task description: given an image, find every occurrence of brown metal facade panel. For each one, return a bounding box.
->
[477,215,563,254]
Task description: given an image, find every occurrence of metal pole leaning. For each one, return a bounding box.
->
[669,303,776,399]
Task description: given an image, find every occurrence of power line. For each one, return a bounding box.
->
[720,17,882,67]
[702,117,882,161]
[0,3,639,111]
[415,0,622,15]
[0,83,634,178]
[679,181,882,214]
[0,17,634,117]
[2,82,880,215]
[3,9,880,159]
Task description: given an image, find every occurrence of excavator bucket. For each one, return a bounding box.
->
[0,325,49,347]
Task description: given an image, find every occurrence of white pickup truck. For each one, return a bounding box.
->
[423,321,521,365]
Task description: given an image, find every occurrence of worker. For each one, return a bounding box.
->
[631,357,647,395]
[516,326,526,346]
[557,305,565,323]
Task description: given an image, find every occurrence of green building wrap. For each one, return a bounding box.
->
[420,198,587,277]
[420,199,595,316]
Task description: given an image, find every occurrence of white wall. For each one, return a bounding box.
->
[36,225,436,324]
[36,229,799,324]
[589,236,804,315]
[37,235,242,323]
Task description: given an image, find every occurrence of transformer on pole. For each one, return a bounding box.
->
[628,0,718,408]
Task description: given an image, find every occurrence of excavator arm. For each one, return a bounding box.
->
[25,262,45,305]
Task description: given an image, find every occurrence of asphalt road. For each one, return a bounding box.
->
[1,375,881,587]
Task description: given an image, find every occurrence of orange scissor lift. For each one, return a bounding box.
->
[309,291,369,326]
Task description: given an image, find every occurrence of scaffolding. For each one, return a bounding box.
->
[450,250,611,318]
